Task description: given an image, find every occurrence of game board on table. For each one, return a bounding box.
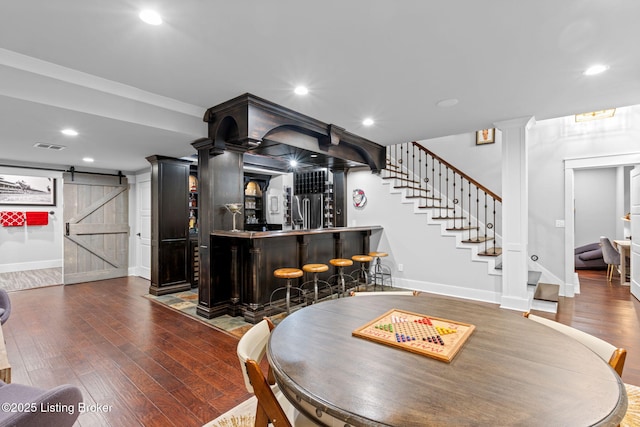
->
[352,308,475,363]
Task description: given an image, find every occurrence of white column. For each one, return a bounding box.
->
[496,116,535,311]
[563,168,576,296]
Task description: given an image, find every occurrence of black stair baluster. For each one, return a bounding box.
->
[445,166,450,219]
[438,161,443,218]
[458,173,463,231]
[475,186,480,242]
[411,144,416,198]
[467,179,472,238]
[484,192,489,253]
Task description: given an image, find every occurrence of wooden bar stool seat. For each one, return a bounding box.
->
[301,264,332,303]
[351,255,373,291]
[270,268,304,314]
[328,258,354,297]
[369,251,393,290]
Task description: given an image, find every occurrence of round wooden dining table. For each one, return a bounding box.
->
[267,294,627,426]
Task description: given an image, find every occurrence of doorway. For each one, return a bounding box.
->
[564,153,640,296]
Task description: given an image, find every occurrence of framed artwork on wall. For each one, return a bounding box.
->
[0,174,56,206]
[476,128,495,145]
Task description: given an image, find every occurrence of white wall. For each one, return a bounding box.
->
[0,164,145,277]
[0,166,64,272]
[347,169,502,303]
[574,168,618,247]
[529,106,640,280]
[417,131,503,196]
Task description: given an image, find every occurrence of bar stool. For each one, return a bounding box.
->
[301,263,332,303]
[270,268,304,314]
[351,254,373,291]
[328,258,354,297]
[369,251,393,290]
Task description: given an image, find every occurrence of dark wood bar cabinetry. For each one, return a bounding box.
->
[192,93,386,321]
[146,155,195,296]
[207,226,381,323]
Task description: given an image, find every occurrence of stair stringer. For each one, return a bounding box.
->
[380,176,502,277]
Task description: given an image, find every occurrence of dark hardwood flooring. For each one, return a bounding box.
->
[3,276,251,427]
[2,269,639,426]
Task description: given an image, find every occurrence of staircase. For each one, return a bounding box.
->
[383,142,558,312]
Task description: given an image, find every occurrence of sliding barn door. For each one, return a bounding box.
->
[63,173,129,284]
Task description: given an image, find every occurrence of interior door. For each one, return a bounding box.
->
[63,173,129,284]
[136,172,151,280]
[630,166,640,300]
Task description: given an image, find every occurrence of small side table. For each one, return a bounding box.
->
[613,239,631,286]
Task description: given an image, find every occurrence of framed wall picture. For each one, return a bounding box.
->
[476,128,495,145]
[0,174,56,206]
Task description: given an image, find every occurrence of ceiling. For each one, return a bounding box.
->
[1,1,639,174]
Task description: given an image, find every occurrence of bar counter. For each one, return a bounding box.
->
[200,226,382,322]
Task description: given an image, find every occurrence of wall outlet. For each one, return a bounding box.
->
[555,219,565,228]
[397,264,404,272]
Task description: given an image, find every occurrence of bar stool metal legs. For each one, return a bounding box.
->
[301,263,332,303]
[369,251,393,290]
[328,258,354,297]
[352,255,373,292]
[270,268,304,314]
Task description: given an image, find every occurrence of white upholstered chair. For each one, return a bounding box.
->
[524,312,626,376]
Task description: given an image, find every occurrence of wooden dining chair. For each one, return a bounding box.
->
[523,312,627,376]
[236,318,318,427]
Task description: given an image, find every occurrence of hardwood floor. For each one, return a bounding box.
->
[3,277,251,427]
[2,270,639,426]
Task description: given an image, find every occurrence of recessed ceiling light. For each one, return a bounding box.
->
[583,64,609,76]
[61,128,78,136]
[436,98,459,108]
[294,86,309,95]
[289,159,298,167]
[82,157,95,163]
[575,109,616,122]
[362,118,374,126]
[139,9,162,25]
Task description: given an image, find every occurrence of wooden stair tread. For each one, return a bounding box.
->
[418,205,453,209]
[395,186,430,192]
[383,175,414,181]
[462,236,494,243]
[533,283,559,302]
[478,247,502,256]
[407,196,441,201]
[446,226,480,231]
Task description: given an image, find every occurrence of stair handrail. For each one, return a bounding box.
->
[411,141,501,203]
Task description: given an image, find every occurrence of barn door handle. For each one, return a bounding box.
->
[65,223,69,236]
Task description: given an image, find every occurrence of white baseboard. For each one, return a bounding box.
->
[0,259,62,273]
[394,277,502,305]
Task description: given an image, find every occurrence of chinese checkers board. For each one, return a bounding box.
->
[352,308,475,363]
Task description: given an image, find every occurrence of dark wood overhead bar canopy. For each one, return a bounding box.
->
[191,93,386,320]
[201,93,386,173]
